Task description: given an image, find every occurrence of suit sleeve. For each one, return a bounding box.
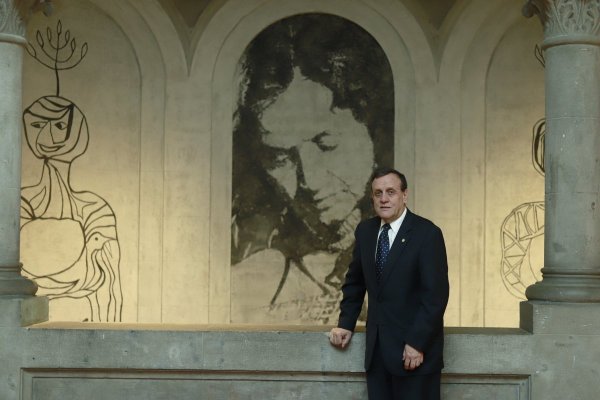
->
[405,225,449,352]
[337,225,367,332]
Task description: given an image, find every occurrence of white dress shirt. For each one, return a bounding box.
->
[376,207,407,254]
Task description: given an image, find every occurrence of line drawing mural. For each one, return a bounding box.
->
[231,14,394,323]
[531,118,545,176]
[500,45,545,299]
[20,20,123,322]
[500,200,544,298]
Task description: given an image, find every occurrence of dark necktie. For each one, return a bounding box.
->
[375,224,391,282]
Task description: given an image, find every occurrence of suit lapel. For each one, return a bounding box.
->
[364,218,381,284]
[378,209,415,286]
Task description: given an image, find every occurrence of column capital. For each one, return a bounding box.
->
[0,0,51,45]
[0,0,25,44]
[524,0,600,47]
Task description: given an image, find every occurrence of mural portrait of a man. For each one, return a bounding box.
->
[231,13,394,323]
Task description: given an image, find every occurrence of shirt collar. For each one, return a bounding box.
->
[381,207,407,233]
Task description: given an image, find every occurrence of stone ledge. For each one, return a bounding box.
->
[28,321,366,332]
[0,317,597,399]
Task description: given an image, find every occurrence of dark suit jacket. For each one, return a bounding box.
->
[337,209,449,376]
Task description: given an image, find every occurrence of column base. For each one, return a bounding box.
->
[525,273,600,302]
[0,296,48,327]
[0,263,38,296]
[520,301,600,334]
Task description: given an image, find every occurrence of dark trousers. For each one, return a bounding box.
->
[366,338,441,400]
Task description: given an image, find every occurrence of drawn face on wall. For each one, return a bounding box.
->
[231,13,394,268]
[23,96,89,162]
[260,69,374,225]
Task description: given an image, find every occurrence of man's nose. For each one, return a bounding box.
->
[49,125,60,144]
[295,143,320,190]
[288,146,306,189]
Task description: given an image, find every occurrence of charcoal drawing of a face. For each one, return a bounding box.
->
[23,95,89,162]
[231,13,394,311]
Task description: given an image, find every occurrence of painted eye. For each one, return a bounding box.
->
[30,121,47,129]
[54,121,68,130]
[311,131,339,151]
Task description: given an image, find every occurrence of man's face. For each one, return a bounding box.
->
[260,68,374,225]
[371,173,407,224]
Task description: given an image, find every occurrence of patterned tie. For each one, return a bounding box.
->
[375,224,391,282]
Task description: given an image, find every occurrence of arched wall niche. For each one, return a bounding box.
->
[20,0,169,323]
[458,0,544,327]
[484,9,544,328]
[428,0,527,327]
[190,0,435,323]
[88,0,171,324]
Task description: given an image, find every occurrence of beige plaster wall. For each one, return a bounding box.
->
[485,16,544,326]
[19,0,543,327]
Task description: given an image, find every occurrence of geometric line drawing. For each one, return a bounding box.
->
[500,202,544,299]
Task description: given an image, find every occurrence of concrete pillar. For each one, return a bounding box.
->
[524,0,600,302]
[0,0,47,326]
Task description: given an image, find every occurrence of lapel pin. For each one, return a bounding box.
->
[401,238,406,243]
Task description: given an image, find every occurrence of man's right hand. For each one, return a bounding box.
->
[329,327,353,348]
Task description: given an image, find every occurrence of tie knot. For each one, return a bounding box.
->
[381,223,391,233]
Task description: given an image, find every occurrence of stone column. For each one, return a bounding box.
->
[524,0,600,302]
[0,0,47,326]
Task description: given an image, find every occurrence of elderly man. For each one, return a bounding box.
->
[330,168,449,400]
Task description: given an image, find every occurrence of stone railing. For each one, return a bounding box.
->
[1,302,598,400]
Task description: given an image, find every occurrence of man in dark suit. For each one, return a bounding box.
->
[329,167,449,400]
